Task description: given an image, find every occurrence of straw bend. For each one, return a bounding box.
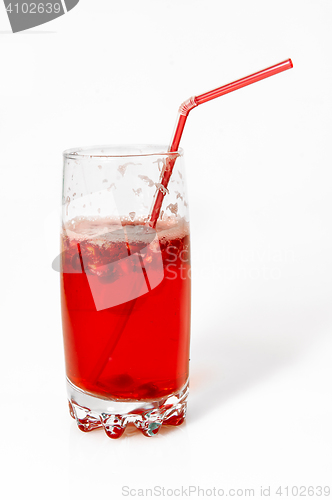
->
[179,96,198,116]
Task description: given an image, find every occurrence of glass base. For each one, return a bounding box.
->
[67,378,189,438]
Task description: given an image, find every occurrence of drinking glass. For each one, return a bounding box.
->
[59,145,191,438]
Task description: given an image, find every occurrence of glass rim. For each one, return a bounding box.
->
[63,144,183,159]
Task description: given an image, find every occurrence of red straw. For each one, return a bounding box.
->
[148,58,293,227]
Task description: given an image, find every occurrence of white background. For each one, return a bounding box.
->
[1,1,332,498]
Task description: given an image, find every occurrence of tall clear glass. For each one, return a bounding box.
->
[59,145,191,438]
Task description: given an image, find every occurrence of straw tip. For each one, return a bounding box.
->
[288,58,294,69]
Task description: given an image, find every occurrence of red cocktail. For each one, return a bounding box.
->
[61,217,191,401]
[60,145,191,438]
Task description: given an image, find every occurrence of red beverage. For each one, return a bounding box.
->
[60,217,191,401]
